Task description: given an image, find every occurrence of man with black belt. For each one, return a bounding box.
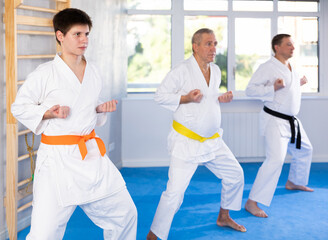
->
[245,34,313,218]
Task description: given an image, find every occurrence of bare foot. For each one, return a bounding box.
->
[146,230,157,240]
[217,208,246,232]
[245,199,268,218]
[285,180,313,192]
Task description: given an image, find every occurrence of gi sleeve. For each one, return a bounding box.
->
[96,99,108,127]
[154,70,184,112]
[11,69,50,135]
[245,63,275,102]
[91,63,108,127]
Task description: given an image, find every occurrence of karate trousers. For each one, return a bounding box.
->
[150,141,244,240]
[249,117,313,206]
[26,158,137,240]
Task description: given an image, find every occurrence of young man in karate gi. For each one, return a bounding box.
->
[245,34,313,218]
[11,8,137,240]
[146,28,246,240]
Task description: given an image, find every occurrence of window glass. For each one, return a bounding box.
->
[235,18,271,91]
[278,17,318,92]
[184,0,228,11]
[126,0,320,94]
[127,15,171,92]
[233,0,273,11]
[184,16,228,92]
[278,0,318,12]
[127,0,171,10]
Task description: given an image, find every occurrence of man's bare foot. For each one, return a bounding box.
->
[285,180,314,192]
[217,208,246,232]
[146,230,157,240]
[245,199,268,218]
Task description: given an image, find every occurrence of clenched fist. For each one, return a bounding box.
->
[43,105,70,120]
[218,91,233,103]
[300,76,308,86]
[187,89,203,103]
[274,78,285,91]
[96,100,118,113]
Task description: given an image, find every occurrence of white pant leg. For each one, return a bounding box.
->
[249,120,289,206]
[80,187,137,240]
[150,157,198,240]
[287,120,313,186]
[27,159,76,240]
[204,141,244,210]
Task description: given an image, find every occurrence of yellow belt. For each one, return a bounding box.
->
[172,120,220,142]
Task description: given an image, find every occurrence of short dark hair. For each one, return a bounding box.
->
[53,8,92,45]
[191,28,214,52]
[271,34,291,53]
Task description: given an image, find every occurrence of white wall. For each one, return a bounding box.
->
[121,97,328,167]
[0,0,127,238]
[72,0,127,168]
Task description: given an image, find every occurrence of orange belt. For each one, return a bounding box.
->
[41,129,106,160]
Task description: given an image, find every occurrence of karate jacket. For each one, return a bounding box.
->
[12,54,126,206]
[246,56,302,137]
[155,55,225,163]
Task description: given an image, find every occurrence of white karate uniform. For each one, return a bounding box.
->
[150,56,244,240]
[11,54,137,240]
[246,56,312,206]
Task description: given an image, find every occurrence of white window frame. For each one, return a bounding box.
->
[127,0,327,97]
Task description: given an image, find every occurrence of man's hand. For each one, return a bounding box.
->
[96,100,118,113]
[300,76,308,86]
[43,105,70,120]
[218,91,233,103]
[274,78,285,91]
[181,89,203,104]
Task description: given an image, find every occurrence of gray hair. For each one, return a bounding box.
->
[191,28,214,52]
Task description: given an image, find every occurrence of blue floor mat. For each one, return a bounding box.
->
[16,162,328,240]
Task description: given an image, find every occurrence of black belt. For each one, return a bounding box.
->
[263,106,301,149]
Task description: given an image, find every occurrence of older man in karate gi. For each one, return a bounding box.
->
[11,8,137,240]
[245,34,313,218]
[146,28,246,240]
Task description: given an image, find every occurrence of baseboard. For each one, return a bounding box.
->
[0,215,31,240]
[115,160,123,169]
[122,158,170,168]
[281,155,327,163]
[122,155,328,168]
[0,229,6,240]
[310,155,328,162]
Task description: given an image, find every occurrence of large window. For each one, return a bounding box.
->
[127,0,321,94]
[235,18,271,91]
[127,15,171,92]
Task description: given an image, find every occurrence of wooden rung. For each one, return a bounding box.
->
[17,201,32,213]
[56,0,69,2]
[18,150,38,162]
[17,185,33,201]
[16,15,53,27]
[17,80,25,85]
[18,178,32,188]
[17,30,54,36]
[18,5,58,13]
[18,54,55,59]
[18,129,32,136]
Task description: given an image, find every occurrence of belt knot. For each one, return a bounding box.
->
[41,130,106,160]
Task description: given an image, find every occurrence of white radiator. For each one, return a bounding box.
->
[221,112,265,159]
